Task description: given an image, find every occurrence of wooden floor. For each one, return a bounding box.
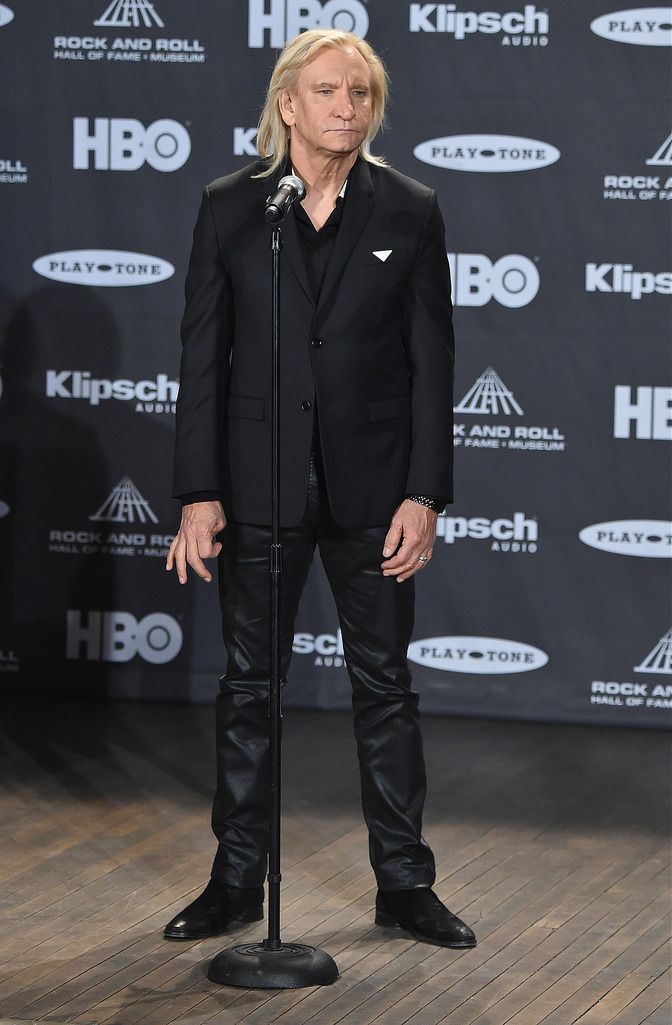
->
[0,697,669,1025]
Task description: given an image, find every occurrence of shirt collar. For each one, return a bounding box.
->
[291,168,349,200]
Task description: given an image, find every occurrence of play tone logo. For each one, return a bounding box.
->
[49,479,172,559]
[590,628,672,712]
[248,0,369,47]
[437,511,538,553]
[66,610,183,664]
[33,250,174,286]
[603,129,672,202]
[409,3,549,43]
[408,636,548,674]
[453,367,565,452]
[414,134,560,172]
[614,386,672,440]
[448,253,539,307]
[54,0,206,63]
[579,520,672,558]
[46,371,178,415]
[590,8,672,46]
[73,118,191,172]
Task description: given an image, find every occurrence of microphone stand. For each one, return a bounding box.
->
[208,199,339,990]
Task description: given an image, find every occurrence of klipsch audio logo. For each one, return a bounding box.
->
[579,520,672,557]
[0,5,13,27]
[409,4,549,44]
[46,371,178,415]
[33,250,174,286]
[408,636,549,674]
[437,512,538,553]
[49,478,172,559]
[414,134,560,172]
[73,118,191,172]
[585,263,672,299]
[248,0,369,47]
[590,628,672,712]
[54,1,206,63]
[66,610,183,664]
[603,130,672,202]
[453,367,566,452]
[448,253,539,307]
[0,158,28,185]
[234,128,259,157]
[614,386,672,440]
[590,8,672,46]
[293,630,345,668]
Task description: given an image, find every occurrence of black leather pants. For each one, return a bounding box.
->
[211,452,436,891]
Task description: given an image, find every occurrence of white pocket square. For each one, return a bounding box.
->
[372,249,392,262]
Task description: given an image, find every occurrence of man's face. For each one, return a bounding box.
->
[280,46,373,159]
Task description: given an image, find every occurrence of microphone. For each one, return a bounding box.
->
[265,174,306,224]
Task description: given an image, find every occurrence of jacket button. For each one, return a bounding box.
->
[301,400,312,412]
[311,337,323,348]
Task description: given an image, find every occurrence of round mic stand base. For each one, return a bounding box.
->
[208,940,339,989]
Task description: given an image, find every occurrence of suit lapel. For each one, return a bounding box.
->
[278,206,313,305]
[317,157,374,318]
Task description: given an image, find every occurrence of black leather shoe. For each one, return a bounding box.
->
[375,888,476,949]
[163,880,264,940]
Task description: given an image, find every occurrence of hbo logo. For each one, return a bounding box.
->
[73,118,191,172]
[448,253,540,308]
[248,0,369,47]
[66,610,183,664]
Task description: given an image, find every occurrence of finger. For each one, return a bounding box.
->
[382,536,422,572]
[385,542,431,578]
[396,549,433,583]
[186,539,215,582]
[174,534,189,585]
[382,520,403,559]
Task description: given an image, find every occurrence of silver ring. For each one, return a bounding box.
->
[418,554,428,563]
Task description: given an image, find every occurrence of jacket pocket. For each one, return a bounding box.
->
[358,248,410,267]
[368,395,410,423]
[227,394,265,421]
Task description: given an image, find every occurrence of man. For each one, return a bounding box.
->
[164,29,475,951]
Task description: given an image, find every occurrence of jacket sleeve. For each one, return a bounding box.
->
[172,186,233,497]
[402,190,455,504]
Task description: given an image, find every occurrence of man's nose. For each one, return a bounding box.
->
[333,92,355,120]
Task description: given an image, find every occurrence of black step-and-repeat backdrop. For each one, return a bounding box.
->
[1,2,670,727]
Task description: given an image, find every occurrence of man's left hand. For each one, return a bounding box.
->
[381,499,438,583]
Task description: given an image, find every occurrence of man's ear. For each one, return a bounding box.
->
[279,90,295,126]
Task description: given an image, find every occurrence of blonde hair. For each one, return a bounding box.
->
[255,29,388,177]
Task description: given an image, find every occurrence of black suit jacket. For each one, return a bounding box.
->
[173,157,454,529]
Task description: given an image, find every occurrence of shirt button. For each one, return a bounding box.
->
[301,400,312,412]
[311,337,323,348]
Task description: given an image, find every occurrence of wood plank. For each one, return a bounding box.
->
[0,698,668,1025]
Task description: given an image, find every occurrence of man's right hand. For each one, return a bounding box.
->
[166,501,227,584]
